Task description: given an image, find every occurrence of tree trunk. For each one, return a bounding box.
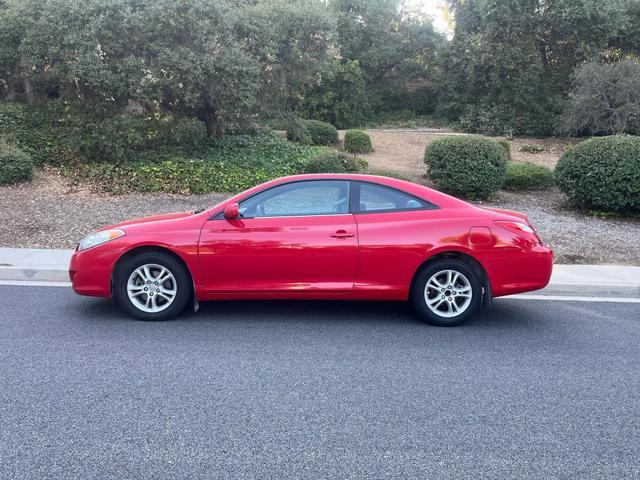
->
[23,76,34,104]
[198,104,223,139]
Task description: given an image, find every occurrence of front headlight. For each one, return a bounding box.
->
[78,228,125,251]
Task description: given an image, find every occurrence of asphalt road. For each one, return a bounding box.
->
[1,285,639,479]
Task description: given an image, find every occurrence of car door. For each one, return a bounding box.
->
[350,181,440,298]
[198,180,358,296]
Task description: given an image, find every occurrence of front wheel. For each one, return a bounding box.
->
[411,259,482,327]
[114,251,191,321]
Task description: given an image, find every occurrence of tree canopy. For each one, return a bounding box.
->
[1,0,639,137]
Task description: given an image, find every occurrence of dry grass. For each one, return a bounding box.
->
[339,130,578,181]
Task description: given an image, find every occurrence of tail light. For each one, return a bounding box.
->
[494,220,542,244]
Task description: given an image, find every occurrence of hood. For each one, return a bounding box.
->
[110,212,193,229]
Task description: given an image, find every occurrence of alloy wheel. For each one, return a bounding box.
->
[423,269,473,318]
[126,263,177,313]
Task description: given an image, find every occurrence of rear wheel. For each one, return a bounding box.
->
[114,251,191,321]
[411,259,482,326]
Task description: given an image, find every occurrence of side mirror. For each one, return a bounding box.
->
[223,203,240,219]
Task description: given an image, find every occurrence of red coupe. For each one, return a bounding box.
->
[69,174,553,326]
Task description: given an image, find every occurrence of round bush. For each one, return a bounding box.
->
[504,162,554,191]
[344,129,373,153]
[304,151,367,173]
[555,135,640,211]
[424,135,507,199]
[303,120,339,146]
[0,143,33,184]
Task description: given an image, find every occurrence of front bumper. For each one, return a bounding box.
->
[69,244,124,297]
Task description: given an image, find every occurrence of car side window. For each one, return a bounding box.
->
[239,181,350,218]
[356,182,436,213]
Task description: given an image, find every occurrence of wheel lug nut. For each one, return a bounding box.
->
[155,282,158,285]
[147,281,150,284]
[441,295,445,299]
[156,289,160,292]
[144,287,148,291]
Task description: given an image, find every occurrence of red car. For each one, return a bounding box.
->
[69,174,553,326]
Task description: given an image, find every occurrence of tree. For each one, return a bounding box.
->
[301,60,369,128]
[439,0,554,135]
[438,0,634,135]
[560,59,640,136]
[238,0,335,114]
[331,0,443,110]
[16,0,261,137]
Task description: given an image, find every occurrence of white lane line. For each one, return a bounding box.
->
[0,280,71,287]
[507,294,640,304]
[1,282,639,304]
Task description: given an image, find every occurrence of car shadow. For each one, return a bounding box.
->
[74,294,547,333]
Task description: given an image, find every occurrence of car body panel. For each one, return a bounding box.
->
[198,214,358,298]
[69,174,553,303]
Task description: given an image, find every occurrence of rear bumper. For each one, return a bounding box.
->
[488,245,554,298]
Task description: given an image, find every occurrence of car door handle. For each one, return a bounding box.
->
[330,230,354,238]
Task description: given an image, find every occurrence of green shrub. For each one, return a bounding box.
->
[0,142,33,184]
[0,103,26,139]
[303,120,339,146]
[284,116,312,145]
[64,132,325,194]
[344,129,373,153]
[555,135,640,212]
[497,139,511,158]
[504,162,554,191]
[519,143,546,154]
[64,114,207,164]
[424,135,507,199]
[304,151,367,173]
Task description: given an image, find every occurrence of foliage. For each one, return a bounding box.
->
[332,0,444,112]
[438,0,633,135]
[0,141,32,184]
[343,129,372,153]
[301,60,370,129]
[560,59,640,136]
[519,143,546,153]
[0,102,63,165]
[63,114,207,164]
[303,120,339,146]
[303,151,367,173]
[519,143,546,154]
[504,162,554,191]
[361,111,443,129]
[238,0,334,114]
[283,115,312,145]
[424,135,507,199]
[497,139,511,157]
[65,132,326,194]
[555,135,640,212]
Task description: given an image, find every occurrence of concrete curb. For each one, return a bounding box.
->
[0,266,70,283]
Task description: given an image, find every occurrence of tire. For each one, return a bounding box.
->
[411,258,482,327]
[114,251,192,321]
